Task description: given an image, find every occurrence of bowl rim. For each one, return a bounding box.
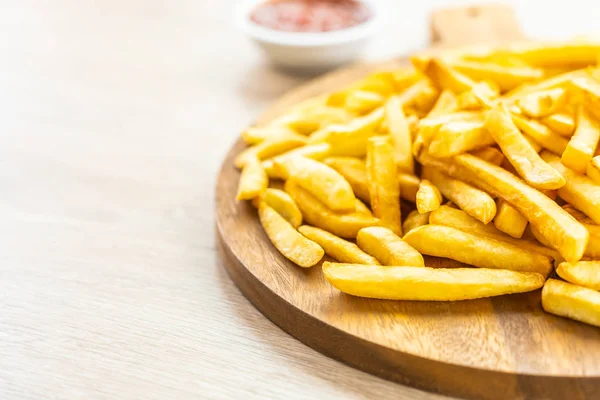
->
[235,0,386,47]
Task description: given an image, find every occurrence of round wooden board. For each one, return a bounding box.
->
[216,6,600,400]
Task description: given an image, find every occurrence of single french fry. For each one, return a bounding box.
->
[402,209,430,234]
[557,261,600,291]
[428,119,495,157]
[561,106,600,173]
[323,156,371,203]
[452,60,544,92]
[275,156,356,212]
[542,279,600,328]
[587,156,600,183]
[422,166,496,224]
[263,143,332,178]
[323,262,545,301]
[345,90,385,114]
[242,125,297,145]
[541,113,575,137]
[448,154,589,262]
[258,203,324,268]
[357,226,424,266]
[422,58,481,94]
[427,89,458,117]
[404,225,552,276]
[416,179,442,214]
[397,79,439,113]
[470,147,505,166]
[235,131,308,169]
[494,200,528,238]
[505,69,587,99]
[236,158,268,201]
[298,225,379,265]
[367,137,402,235]
[484,104,565,190]
[252,188,302,227]
[542,151,600,224]
[516,87,567,118]
[398,173,420,203]
[284,180,379,238]
[523,134,543,153]
[323,107,386,157]
[511,114,569,155]
[429,205,559,258]
[385,95,414,173]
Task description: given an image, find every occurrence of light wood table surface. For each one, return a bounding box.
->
[1,1,597,399]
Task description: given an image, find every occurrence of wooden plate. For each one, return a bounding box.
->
[216,6,600,399]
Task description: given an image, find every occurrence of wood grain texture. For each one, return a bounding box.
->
[216,4,600,400]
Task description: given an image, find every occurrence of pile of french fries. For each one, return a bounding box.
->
[235,40,600,328]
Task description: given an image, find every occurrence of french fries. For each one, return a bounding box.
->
[403,225,553,276]
[542,151,600,224]
[357,226,424,266]
[416,179,442,214]
[275,156,355,212]
[422,166,496,224]
[556,261,600,291]
[233,40,600,325]
[366,137,402,235]
[298,225,379,265]
[236,158,268,201]
[542,279,600,328]
[494,200,528,239]
[561,106,600,174]
[252,188,302,227]
[258,203,324,268]
[484,104,565,190]
[323,262,545,301]
[402,209,430,234]
[285,180,379,238]
[385,95,414,173]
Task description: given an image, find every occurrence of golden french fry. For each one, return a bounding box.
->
[298,225,379,265]
[403,225,552,276]
[561,106,600,174]
[416,179,442,214]
[309,106,383,148]
[323,107,386,157]
[541,113,575,137]
[484,104,565,190]
[398,173,420,203]
[449,154,588,262]
[275,156,355,212]
[511,114,569,155]
[494,200,528,238]
[270,104,353,135]
[422,58,481,94]
[323,262,545,301]
[253,188,302,227]
[258,203,324,268]
[236,158,268,201]
[429,205,559,258]
[323,156,370,203]
[587,156,600,183]
[516,87,567,118]
[367,137,402,235]
[427,89,458,117]
[284,180,379,238]
[523,134,543,153]
[542,279,600,328]
[428,119,494,157]
[422,166,496,224]
[356,226,424,266]
[242,125,297,145]
[402,209,430,234]
[562,204,595,224]
[451,60,544,92]
[345,90,385,114]
[557,261,600,291]
[354,199,372,216]
[235,133,308,169]
[506,69,586,99]
[470,147,505,166]
[385,95,414,173]
[263,143,332,179]
[542,151,600,224]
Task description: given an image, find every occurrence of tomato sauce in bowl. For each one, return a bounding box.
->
[250,0,372,33]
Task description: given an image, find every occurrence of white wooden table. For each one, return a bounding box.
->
[1,1,598,399]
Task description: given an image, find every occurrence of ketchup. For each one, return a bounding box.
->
[250,0,371,33]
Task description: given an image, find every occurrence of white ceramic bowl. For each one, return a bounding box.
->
[235,0,385,73]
